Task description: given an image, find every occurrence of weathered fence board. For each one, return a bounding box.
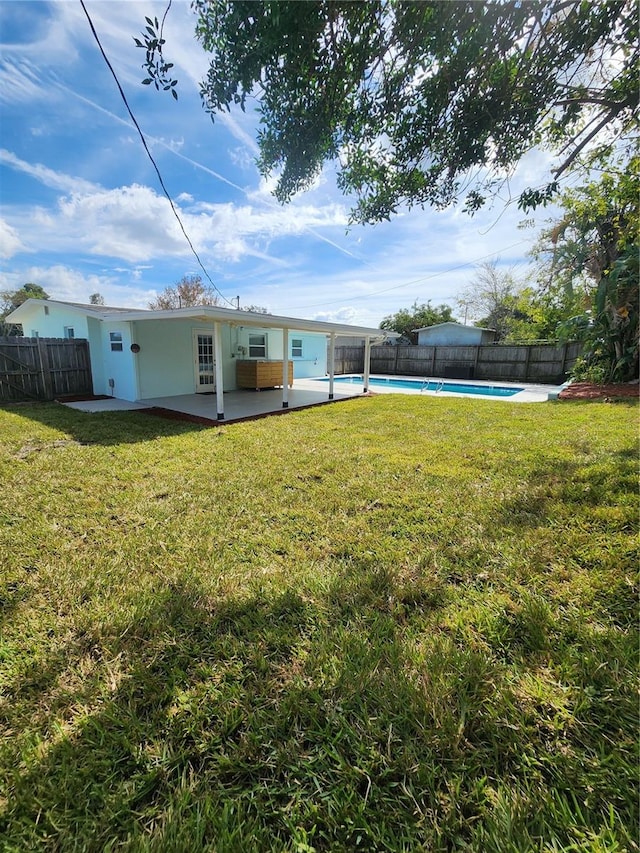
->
[333,345,367,375]
[335,341,582,384]
[0,337,93,402]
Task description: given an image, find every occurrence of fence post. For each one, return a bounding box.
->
[431,346,436,375]
[394,345,399,376]
[523,345,532,381]
[36,338,54,400]
[560,342,568,376]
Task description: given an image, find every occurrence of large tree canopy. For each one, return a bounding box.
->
[142,0,638,222]
[533,155,639,381]
[1,283,49,336]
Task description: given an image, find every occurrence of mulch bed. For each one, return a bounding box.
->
[558,382,639,401]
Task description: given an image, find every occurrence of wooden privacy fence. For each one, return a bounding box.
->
[334,341,583,384]
[0,337,93,402]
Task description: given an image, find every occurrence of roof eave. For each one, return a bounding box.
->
[104,306,397,338]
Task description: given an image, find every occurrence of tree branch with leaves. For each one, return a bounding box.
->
[148,275,221,310]
[138,0,638,223]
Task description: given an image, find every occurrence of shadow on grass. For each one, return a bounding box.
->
[0,401,213,446]
[2,561,637,851]
[491,449,637,528]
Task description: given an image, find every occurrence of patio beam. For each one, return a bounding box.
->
[282,327,289,408]
[363,336,371,393]
[328,332,336,399]
[214,321,225,420]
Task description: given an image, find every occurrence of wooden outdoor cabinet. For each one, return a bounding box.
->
[236,360,293,390]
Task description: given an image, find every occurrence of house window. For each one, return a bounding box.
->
[109,331,123,352]
[64,326,75,339]
[291,338,303,358]
[31,330,39,338]
[248,334,267,358]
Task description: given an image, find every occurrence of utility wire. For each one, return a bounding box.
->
[79,0,236,308]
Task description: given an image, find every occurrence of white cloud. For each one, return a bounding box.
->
[57,185,186,262]
[0,61,46,106]
[192,199,348,244]
[1,147,351,267]
[228,146,256,171]
[0,149,98,194]
[312,307,358,324]
[0,264,155,309]
[0,219,25,258]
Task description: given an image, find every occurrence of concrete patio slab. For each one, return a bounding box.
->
[58,379,364,423]
[142,379,362,422]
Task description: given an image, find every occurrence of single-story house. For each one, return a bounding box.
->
[8,299,395,419]
[414,322,497,346]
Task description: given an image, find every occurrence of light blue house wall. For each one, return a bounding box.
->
[86,317,105,395]
[100,321,137,400]
[133,319,194,398]
[235,326,326,378]
[132,323,327,397]
[131,319,237,398]
[287,332,326,378]
[15,301,91,340]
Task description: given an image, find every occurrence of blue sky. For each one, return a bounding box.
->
[1,1,566,327]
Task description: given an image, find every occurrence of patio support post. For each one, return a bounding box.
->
[213,321,225,420]
[328,332,336,399]
[282,327,289,408]
[363,336,371,393]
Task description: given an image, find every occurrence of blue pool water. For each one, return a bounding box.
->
[322,375,524,397]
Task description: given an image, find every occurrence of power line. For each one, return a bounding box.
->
[79,0,236,308]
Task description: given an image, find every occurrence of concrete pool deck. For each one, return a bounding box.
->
[318,375,566,403]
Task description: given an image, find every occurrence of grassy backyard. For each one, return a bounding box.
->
[0,395,637,852]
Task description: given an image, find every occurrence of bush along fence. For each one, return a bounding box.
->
[0,337,93,402]
[334,341,583,384]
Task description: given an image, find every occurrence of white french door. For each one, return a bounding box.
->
[193,330,216,392]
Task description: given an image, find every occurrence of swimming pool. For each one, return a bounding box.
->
[321,375,525,398]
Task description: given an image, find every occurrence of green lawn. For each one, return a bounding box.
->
[0,396,637,852]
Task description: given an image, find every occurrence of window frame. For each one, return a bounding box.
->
[109,331,124,352]
[248,333,267,358]
[291,338,303,358]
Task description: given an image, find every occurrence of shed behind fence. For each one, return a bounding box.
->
[0,337,93,402]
